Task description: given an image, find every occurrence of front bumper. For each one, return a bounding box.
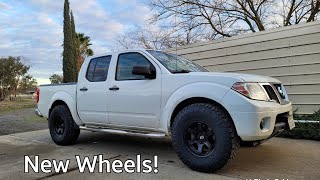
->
[35,108,43,117]
[221,89,295,141]
[231,105,293,141]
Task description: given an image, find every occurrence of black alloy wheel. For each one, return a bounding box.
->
[49,105,80,145]
[171,103,240,172]
[54,115,65,136]
[185,122,215,156]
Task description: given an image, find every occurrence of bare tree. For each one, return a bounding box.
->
[279,0,320,26]
[114,26,170,50]
[115,0,319,50]
[149,0,320,39]
[114,24,206,50]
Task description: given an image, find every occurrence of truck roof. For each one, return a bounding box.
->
[88,49,158,59]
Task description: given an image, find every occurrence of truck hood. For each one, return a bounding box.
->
[185,72,280,85]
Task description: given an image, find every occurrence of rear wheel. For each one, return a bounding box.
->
[49,105,80,145]
[171,103,239,172]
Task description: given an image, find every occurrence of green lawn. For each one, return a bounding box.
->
[0,98,37,114]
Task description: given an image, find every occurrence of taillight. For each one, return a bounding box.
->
[36,87,40,103]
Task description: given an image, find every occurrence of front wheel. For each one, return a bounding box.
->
[171,103,239,172]
[49,105,80,145]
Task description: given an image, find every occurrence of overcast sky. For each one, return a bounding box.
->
[0,0,152,84]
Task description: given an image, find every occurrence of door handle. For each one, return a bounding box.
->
[109,85,119,91]
[80,87,88,92]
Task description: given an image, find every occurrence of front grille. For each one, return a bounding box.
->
[263,85,279,103]
[273,83,286,99]
[262,83,289,104]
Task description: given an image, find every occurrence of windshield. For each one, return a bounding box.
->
[147,50,208,73]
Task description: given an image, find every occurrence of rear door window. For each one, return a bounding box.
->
[86,56,112,82]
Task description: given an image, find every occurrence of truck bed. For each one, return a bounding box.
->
[40,82,77,87]
[37,83,78,118]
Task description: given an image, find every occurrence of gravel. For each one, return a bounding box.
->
[0,108,47,135]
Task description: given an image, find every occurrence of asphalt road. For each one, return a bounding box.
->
[0,129,319,180]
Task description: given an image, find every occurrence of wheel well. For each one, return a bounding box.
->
[49,100,67,117]
[170,97,234,129]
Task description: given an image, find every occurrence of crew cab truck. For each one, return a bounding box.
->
[36,49,295,172]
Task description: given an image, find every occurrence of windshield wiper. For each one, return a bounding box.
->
[172,69,191,73]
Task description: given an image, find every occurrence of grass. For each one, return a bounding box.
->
[23,114,46,123]
[0,98,37,114]
[0,98,47,135]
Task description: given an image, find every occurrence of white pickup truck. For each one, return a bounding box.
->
[36,49,295,172]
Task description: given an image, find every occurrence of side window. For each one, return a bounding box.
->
[116,53,155,81]
[86,58,97,82]
[93,56,111,81]
[86,56,111,82]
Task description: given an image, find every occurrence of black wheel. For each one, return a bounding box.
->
[171,103,239,172]
[49,105,80,145]
[184,122,215,156]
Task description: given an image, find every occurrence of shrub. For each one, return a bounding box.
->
[294,109,320,121]
[279,109,320,141]
[280,122,320,141]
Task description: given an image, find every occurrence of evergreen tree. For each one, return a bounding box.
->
[70,11,78,80]
[62,0,76,82]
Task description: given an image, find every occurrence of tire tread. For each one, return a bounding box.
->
[172,103,240,172]
[49,105,80,146]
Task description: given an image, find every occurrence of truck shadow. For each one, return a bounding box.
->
[75,131,179,164]
[74,131,303,179]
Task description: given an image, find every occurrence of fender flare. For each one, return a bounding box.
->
[159,82,231,134]
[48,91,84,125]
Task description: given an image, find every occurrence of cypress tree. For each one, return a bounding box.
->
[70,11,78,80]
[62,0,76,82]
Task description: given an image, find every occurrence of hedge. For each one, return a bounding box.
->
[278,109,320,141]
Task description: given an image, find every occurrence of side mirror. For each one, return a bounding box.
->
[132,66,156,79]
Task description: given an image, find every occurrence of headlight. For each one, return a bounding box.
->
[232,82,269,101]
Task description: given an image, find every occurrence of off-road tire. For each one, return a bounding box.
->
[171,103,240,172]
[49,105,80,145]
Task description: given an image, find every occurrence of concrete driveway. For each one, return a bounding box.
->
[0,129,319,180]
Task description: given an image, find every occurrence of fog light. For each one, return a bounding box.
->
[260,117,271,131]
[260,120,264,130]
